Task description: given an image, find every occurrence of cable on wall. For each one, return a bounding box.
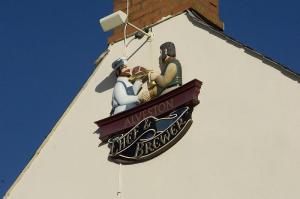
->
[123,0,130,58]
[116,163,123,199]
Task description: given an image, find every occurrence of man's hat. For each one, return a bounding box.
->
[112,57,127,71]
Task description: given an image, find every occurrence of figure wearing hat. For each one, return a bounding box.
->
[150,42,182,96]
[111,57,150,115]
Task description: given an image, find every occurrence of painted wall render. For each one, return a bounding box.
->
[5,13,300,199]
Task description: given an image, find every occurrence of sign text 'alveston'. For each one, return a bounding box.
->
[124,98,174,127]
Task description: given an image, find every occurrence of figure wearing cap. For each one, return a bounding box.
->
[111,57,150,115]
[150,42,182,96]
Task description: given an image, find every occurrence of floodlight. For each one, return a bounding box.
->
[99,10,153,38]
[99,10,127,32]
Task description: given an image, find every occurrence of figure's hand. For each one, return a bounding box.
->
[138,90,151,103]
[150,72,160,81]
[132,66,147,75]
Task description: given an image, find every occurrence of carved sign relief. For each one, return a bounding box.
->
[108,107,192,164]
[95,41,202,164]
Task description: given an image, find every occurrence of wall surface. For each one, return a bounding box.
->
[5,13,300,199]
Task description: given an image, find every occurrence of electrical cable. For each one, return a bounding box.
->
[123,0,130,58]
[117,163,123,199]
[118,3,128,198]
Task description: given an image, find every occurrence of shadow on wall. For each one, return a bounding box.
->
[95,71,116,93]
[127,38,149,61]
[95,36,150,94]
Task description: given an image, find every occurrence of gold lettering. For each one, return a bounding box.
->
[132,128,138,140]
[143,119,151,130]
[135,112,144,123]
[166,99,174,109]
[160,131,171,144]
[158,103,166,113]
[123,127,139,147]
[169,125,178,136]
[145,142,154,154]
[118,137,126,151]
[154,105,159,115]
[142,110,148,119]
[147,107,154,116]
[124,118,132,128]
[135,142,144,158]
[153,137,161,149]
[109,142,116,155]
[126,131,133,145]
[176,118,186,129]
[123,99,175,129]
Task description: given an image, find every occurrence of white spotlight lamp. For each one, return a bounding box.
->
[99,10,153,38]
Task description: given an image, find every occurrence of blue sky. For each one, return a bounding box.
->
[0,0,299,196]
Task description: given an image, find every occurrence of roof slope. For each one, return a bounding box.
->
[186,10,300,83]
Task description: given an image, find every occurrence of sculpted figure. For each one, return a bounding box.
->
[150,42,182,97]
[111,57,150,115]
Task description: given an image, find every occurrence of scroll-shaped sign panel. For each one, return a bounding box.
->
[95,79,202,164]
[95,41,202,164]
[108,106,193,164]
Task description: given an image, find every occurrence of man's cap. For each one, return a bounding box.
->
[112,57,127,70]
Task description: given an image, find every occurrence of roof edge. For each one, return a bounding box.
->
[3,47,111,198]
[186,10,300,82]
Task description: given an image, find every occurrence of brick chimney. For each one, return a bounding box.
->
[108,0,224,44]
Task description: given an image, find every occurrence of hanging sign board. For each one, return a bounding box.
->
[108,107,192,164]
[95,41,202,164]
[95,79,202,141]
[95,79,202,164]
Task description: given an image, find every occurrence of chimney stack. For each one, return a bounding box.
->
[109,0,224,44]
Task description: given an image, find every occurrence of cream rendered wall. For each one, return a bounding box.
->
[5,13,300,199]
